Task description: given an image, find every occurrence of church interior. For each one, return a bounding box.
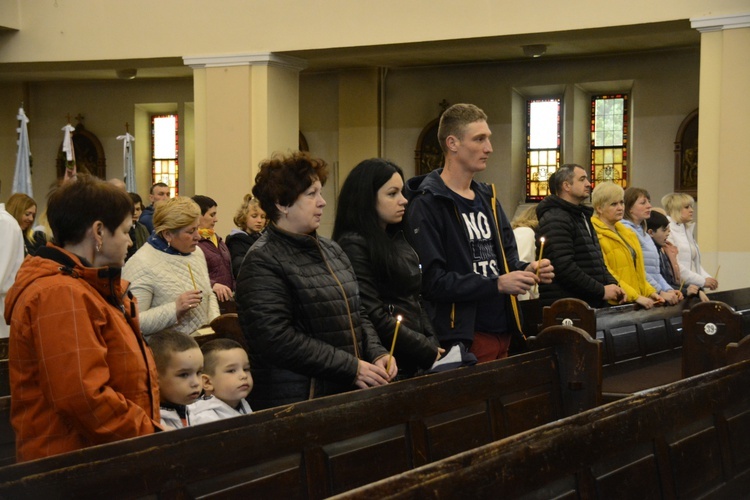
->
[0,1,748,289]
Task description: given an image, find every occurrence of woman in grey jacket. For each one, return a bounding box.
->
[236,152,396,411]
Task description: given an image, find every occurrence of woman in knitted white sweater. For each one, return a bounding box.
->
[124,197,219,340]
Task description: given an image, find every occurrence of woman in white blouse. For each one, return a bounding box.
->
[661,192,718,291]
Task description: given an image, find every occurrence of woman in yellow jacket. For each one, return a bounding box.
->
[591,182,662,309]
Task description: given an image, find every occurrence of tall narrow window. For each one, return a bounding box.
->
[590,95,628,187]
[526,98,561,202]
[152,114,179,197]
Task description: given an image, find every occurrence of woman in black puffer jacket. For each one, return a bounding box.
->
[236,152,396,411]
[333,159,441,379]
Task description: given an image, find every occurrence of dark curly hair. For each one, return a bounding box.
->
[252,151,328,223]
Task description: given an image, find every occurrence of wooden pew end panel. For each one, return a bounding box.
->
[529,325,602,415]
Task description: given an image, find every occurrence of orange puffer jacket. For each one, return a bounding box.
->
[4,245,161,462]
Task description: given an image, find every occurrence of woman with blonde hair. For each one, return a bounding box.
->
[511,205,540,300]
[591,182,661,308]
[5,193,47,256]
[226,194,266,278]
[123,196,219,340]
[661,192,718,291]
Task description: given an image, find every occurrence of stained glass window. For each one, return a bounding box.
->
[151,114,179,197]
[590,95,628,188]
[526,98,560,202]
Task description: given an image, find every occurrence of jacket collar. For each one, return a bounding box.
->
[34,245,127,308]
[537,194,594,218]
[406,168,491,202]
[267,222,320,248]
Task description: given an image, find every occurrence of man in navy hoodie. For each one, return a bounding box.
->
[406,103,553,362]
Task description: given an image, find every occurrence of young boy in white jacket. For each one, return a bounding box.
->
[191,339,253,425]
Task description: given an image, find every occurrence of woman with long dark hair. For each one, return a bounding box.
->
[333,159,441,379]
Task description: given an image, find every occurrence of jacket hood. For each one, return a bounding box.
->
[536,194,594,219]
[405,168,492,202]
[228,228,247,237]
[5,244,128,325]
[188,395,225,417]
[621,218,646,234]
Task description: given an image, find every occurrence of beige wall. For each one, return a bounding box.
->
[0,0,746,62]
[374,48,700,213]
[0,47,707,243]
[0,79,193,211]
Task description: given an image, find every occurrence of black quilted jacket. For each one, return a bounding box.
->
[236,223,387,410]
[336,231,439,376]
[536,195,617,307]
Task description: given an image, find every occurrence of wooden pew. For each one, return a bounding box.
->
[0,338,8,398]
[0,397,11,467]
[543,290,750,399]
[0,338,8,359]
[682,300,742,377]
[727,334,750,365]
[0,326,600,498]
[542,297,689,397]
[518,297,543,337]
[191,313,249,352]
[334,359,750,499]
[0,360,7,398]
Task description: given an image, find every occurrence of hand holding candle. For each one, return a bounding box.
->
[386,315,402,374]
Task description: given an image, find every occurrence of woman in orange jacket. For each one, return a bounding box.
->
[4,175,161,462]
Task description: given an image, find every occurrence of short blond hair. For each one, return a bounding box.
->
[437,103,488,153]
[661,192,694,222]
[591,182,624,212]
[153,196,201,236]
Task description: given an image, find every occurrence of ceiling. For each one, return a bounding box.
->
[0,20,699,82]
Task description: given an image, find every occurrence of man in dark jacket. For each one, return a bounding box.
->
[406,103,553,362]
[536,164,624,307]
[139,182,170,234]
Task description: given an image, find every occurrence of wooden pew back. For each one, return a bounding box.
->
[335,359,750,499]
[0,397,11,467]
[727,335,750,365]
[0,326,600,499]
[682,300,742,377]
[542,298,689,377]
[0,338,8,398]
